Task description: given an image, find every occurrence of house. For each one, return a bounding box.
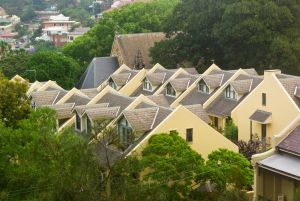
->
[74,85,134,133]
[110,98,238,159]
[204,70,263,132]
[106,64,146,96]
[171,64,239,108]
[231,70,300,147]
[153,68,200,105]
[43,26,68,47]
[42,14,76,31]
[129,63,177,97]
[111,32,165,69]
[67,27,90,42]
[77,57,119,89]
[252,115,300,201]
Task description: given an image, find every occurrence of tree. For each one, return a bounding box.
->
[108,132,206,201]
[0,49,30,79]
[0,72,30,127]
[0,41,11,58]
[63,0,179,65]
[27,51,82,89]
[0,108,103,201]
[151,0,300,74]
[224,119,238,143]
[238,140,261,161]
[205,149,253,192]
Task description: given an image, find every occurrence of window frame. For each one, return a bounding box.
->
[108,78,117,89]
[198,80,209,94]
[225,85,237,100]
[262,93,266,106]
[143,78,153,92]
[166,84,176,97]
[186,128,193,143]
[75,113,81,131]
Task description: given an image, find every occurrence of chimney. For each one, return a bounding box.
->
[264,69,281,79]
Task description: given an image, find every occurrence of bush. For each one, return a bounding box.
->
[224,120,238,143]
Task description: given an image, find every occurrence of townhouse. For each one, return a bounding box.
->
[252,115,300,201]
[232,70,300,145]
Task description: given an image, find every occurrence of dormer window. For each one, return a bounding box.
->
[108,78,117,89]
[225,85,237,100]
[198,80,209,94]
[166,84,176,97]
[143,78,153,92]
[118,117,133,147]
[75,113,81,131]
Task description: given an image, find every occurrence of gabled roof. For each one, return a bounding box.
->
[122,106,172,132]
[86,106,120,121]
[278,124,300,156]
[77,57,119,89]
[230,79,253,94]
[46,103,75,119]
[184,68,198,75]
[206,74,263,117]
[31,90,67,106]
[185,104,210,123]
[110,69,139,87]
[202,74,223,89]
[147,94,170,107]
[146,72,166,86]
[277,76,300,109]
[96,92,134,112]
[169,78,192,91]
[74,103,109,116]
[64,94,91,106]
[80,88,99,98]
[112,32,165,68]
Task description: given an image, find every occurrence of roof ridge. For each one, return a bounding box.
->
[150,107,160,129]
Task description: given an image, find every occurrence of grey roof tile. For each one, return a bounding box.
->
[74,103,109,116]
[77,57,119,89]
[278,77,300,109]
[278,124,300,155]
[80,88,99,98]
[46,103,75,119]
[86,106,120,120]
[65,94,91,106]
[249,110,272,123]
[31,90,67,106]
[96,92,134,112]
[147,94,170,107]
[185,104,210,123]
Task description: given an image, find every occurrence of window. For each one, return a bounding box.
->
[87,117,92,133]
[108,79,117,89]
[198,80,209,93]
[118,118,133,147]
[262,93,266,106]
[69,36,74,41]
[75,114,81,131]
[225,85,237,100]
[143,79,153,91]
[186,128,193,142]
[166,84,176,97]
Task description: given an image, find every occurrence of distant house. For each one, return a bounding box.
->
[67,27,90,42]
[42,14,76,31]
[111,32,165,69]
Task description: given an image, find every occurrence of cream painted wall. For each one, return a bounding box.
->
[119,69,147,96]
[129,106,238,159]
[232,71,300,142]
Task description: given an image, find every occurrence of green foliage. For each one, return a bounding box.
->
[217,189,249,201]
[0,72,30,127]
[0,41,11,58]
[33,40,61,53]
[238,140,261,161]
[27,51,82,89]
[206,149,253,192]
[151,0,300,74]
[63,0,179,65]
[0,108,102,201]
[224,120,238,143]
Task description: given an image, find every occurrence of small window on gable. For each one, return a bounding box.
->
[108,78,117,89]
[198,80,209,94]
[143,78,153,91]
[225,85,237,100]
[166,84,176,97]
[262,93,266,106]
[186,128,193,142]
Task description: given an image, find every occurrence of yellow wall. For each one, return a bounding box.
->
[119,69,147,96]
[232,71,300,142]
[129,106,238,159]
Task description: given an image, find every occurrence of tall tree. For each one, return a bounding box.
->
[151,0,300,74]
[63,0,179,65]
[0,72,30,127]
